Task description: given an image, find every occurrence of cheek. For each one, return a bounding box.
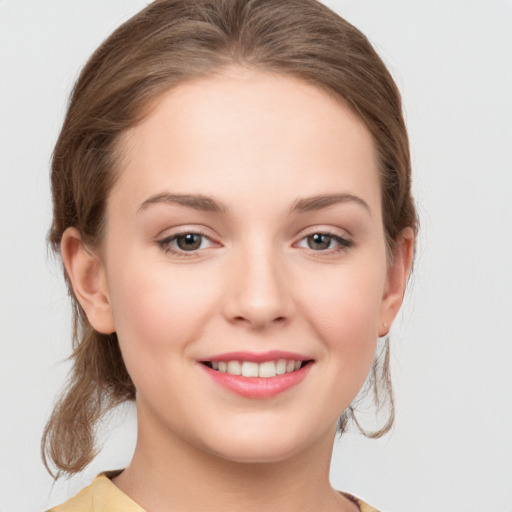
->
[295,256,386,372]
[300,260,384,333]
[106,261,219,368]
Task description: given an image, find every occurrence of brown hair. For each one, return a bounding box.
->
[43,0,417,477]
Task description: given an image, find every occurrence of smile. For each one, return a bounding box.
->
[199,352,314,399]
[203,359,306,378]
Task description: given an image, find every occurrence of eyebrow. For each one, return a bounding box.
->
[290,193,371,216]
[138,192,371,216]
[138,193,228,213]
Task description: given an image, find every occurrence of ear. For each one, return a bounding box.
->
[60,227,115,334]
[378,227,415,337]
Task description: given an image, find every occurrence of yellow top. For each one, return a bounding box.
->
[47,472,143,512]
[47,471,379,512]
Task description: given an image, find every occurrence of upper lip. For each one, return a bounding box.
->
[199,350,313,363]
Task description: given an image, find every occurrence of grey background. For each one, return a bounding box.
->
[1,1,511,511]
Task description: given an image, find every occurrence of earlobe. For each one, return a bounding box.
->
[60,227,115,334]
[378,227,415,337]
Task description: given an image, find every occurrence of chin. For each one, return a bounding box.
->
[206,440,305,465]
[196,417,333,465]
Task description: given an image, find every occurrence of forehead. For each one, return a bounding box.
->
[111,68,381,219]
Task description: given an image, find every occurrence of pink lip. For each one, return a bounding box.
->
[198,354,313,399]
[199,350,311,363]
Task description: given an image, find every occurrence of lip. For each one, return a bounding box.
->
[199,350,311,363]
[198,351,313,399]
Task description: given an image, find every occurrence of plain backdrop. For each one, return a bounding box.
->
[1,1,511,511]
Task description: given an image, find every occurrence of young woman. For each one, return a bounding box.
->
[43,1,417,511]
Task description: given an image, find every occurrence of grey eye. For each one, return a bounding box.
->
[176,233,203,251]
[306,233,333,250]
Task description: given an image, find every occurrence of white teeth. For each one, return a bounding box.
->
[227,360,241,376]
[209,359,306,378]
[276,359,287,375]
[259,361,276,378]
[241,361,259,377]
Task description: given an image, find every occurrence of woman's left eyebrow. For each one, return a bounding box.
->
[290,193,372,216]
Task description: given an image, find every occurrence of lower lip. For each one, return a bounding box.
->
[200,363,312,399]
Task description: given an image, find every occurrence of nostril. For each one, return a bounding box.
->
[232,314,288,329]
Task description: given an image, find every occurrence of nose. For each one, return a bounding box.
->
[222,241,293,331]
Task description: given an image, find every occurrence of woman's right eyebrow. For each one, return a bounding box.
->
[138,193,228,214]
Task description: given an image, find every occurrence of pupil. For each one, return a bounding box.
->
[308,233,331,250]
[177,233,201,251]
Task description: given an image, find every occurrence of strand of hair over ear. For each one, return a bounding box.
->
[337,336,394,439]
[41,323,135,478]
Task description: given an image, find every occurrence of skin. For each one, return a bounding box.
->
[62,68,414,512]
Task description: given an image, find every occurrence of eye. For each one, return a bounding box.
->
[296,231,353,253]
[157,231,216,256]
[173,233,204,251]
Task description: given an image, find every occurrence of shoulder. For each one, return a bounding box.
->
[340,491,381,512]
[46,471,144,512]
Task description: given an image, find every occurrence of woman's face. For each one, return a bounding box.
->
[88,68,409,463]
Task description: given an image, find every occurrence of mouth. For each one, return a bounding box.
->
[198,351,314,398]
[201,358,313,378]
[198,350,315,400]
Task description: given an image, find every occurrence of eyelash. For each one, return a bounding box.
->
[156,230,354,258]
[296,231,354,253]
[157,230,214,258]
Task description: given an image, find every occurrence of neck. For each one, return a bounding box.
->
[112,405,353,512]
